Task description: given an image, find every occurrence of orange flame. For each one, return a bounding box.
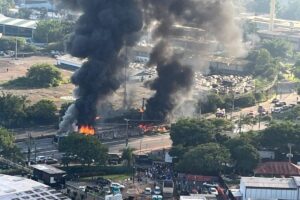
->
[79,125,95,135]
[138,108,145,113]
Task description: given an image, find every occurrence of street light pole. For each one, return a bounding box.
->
[124,118,129,147]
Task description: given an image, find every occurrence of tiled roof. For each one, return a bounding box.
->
[254,162,300,176]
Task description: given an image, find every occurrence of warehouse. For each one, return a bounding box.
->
[240,176,300,200]
[0,14,37,38]
[0,174,70,199]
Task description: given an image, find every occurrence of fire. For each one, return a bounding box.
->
[79,125,95,135]
[138,108,145,113]
[138,124,153,133]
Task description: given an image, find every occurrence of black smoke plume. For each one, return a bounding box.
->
[143,0,245,121]
[59,0,143,131]
[145,41,194,121]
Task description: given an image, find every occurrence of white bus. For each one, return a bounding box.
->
[163,180,174,198]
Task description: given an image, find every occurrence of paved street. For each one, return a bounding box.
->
[16,133,172,160]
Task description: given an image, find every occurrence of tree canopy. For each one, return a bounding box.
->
[59,133,108,166]
[170,118,215,147]
[26,100,58,125]
[261,39,293,59]
[0,127,22,161]
[122,147,135,167]
[0,93,58,128]
[27,63,63,87]
[33,20,74,43]
[176,143,231,175]
[225,138,259,174]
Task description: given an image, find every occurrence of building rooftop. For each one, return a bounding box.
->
[0,14,37,29]
[31,164,66,175]
[241,177,297,189]
[0,174,70,200]
[254,161,300,176]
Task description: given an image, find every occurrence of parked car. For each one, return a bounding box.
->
[110,183,125,189]
[96,177,111,186]
[209,187,218,195]
[154,186,161,195]
[45,157,58,164]
[272,98,279,103]
[272,107,282,113]
[36,156,46,163]
[275,101,286,107]
[144,187,152,195]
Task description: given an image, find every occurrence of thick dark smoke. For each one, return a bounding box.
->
[143,0,245,121]
[59,0,143,131]
[146,41,194,121]
[58,0,245,130]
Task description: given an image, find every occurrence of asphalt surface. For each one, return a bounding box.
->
[14,83,299,160]
[16,134,172,160]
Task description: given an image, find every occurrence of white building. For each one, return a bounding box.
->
[0,174,70,200]
[240,177,300,200]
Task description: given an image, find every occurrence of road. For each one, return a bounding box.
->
[15,84,300,160]
[16,134,172,160]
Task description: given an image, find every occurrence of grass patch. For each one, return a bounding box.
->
[80,174,131,182]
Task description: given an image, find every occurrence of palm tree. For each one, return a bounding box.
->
[121,147,135,167]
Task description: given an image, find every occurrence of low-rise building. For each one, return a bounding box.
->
[0,14,37,38]
[240,176,300,200]
[31,164,66,187]
[0,174,70,199]
[209,57,251,75]
[254,161,300,177]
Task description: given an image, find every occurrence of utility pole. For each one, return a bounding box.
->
[27,132,32,166]
[287,143,294,163]
[124,118,129,147]
[231,92,235,120]
[141,98,145,121]
[123,45,128,109]
[15,37,18,60]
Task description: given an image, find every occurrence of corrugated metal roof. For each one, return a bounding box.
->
[241,177,297,189]
[0,14,37,29]
[254,162,300,176]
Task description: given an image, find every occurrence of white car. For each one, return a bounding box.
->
[36,156,46,163]
[78,186,86,192]
[144,187,152,195]
[209,187,218,195]
[154,186,161,195]
[110,182,125,189]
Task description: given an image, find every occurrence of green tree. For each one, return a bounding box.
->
[0,0,15,15]
[199,93,225,114]
[278,0,300,20]
[34,20,74,43]
[170,118,215,147]
[59,133,108,166]
[225,138,259,174]
[0,92,28,128]
[234,94,256,108]
[0,127,22,161]
[0,37,26,51]
[259,121,300,154]
[26,100,58,125]
[262,39,293,58]
[176,143,231,175]
[18,8,32,19]
[26,63,63,87]
[121,147,135,167]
